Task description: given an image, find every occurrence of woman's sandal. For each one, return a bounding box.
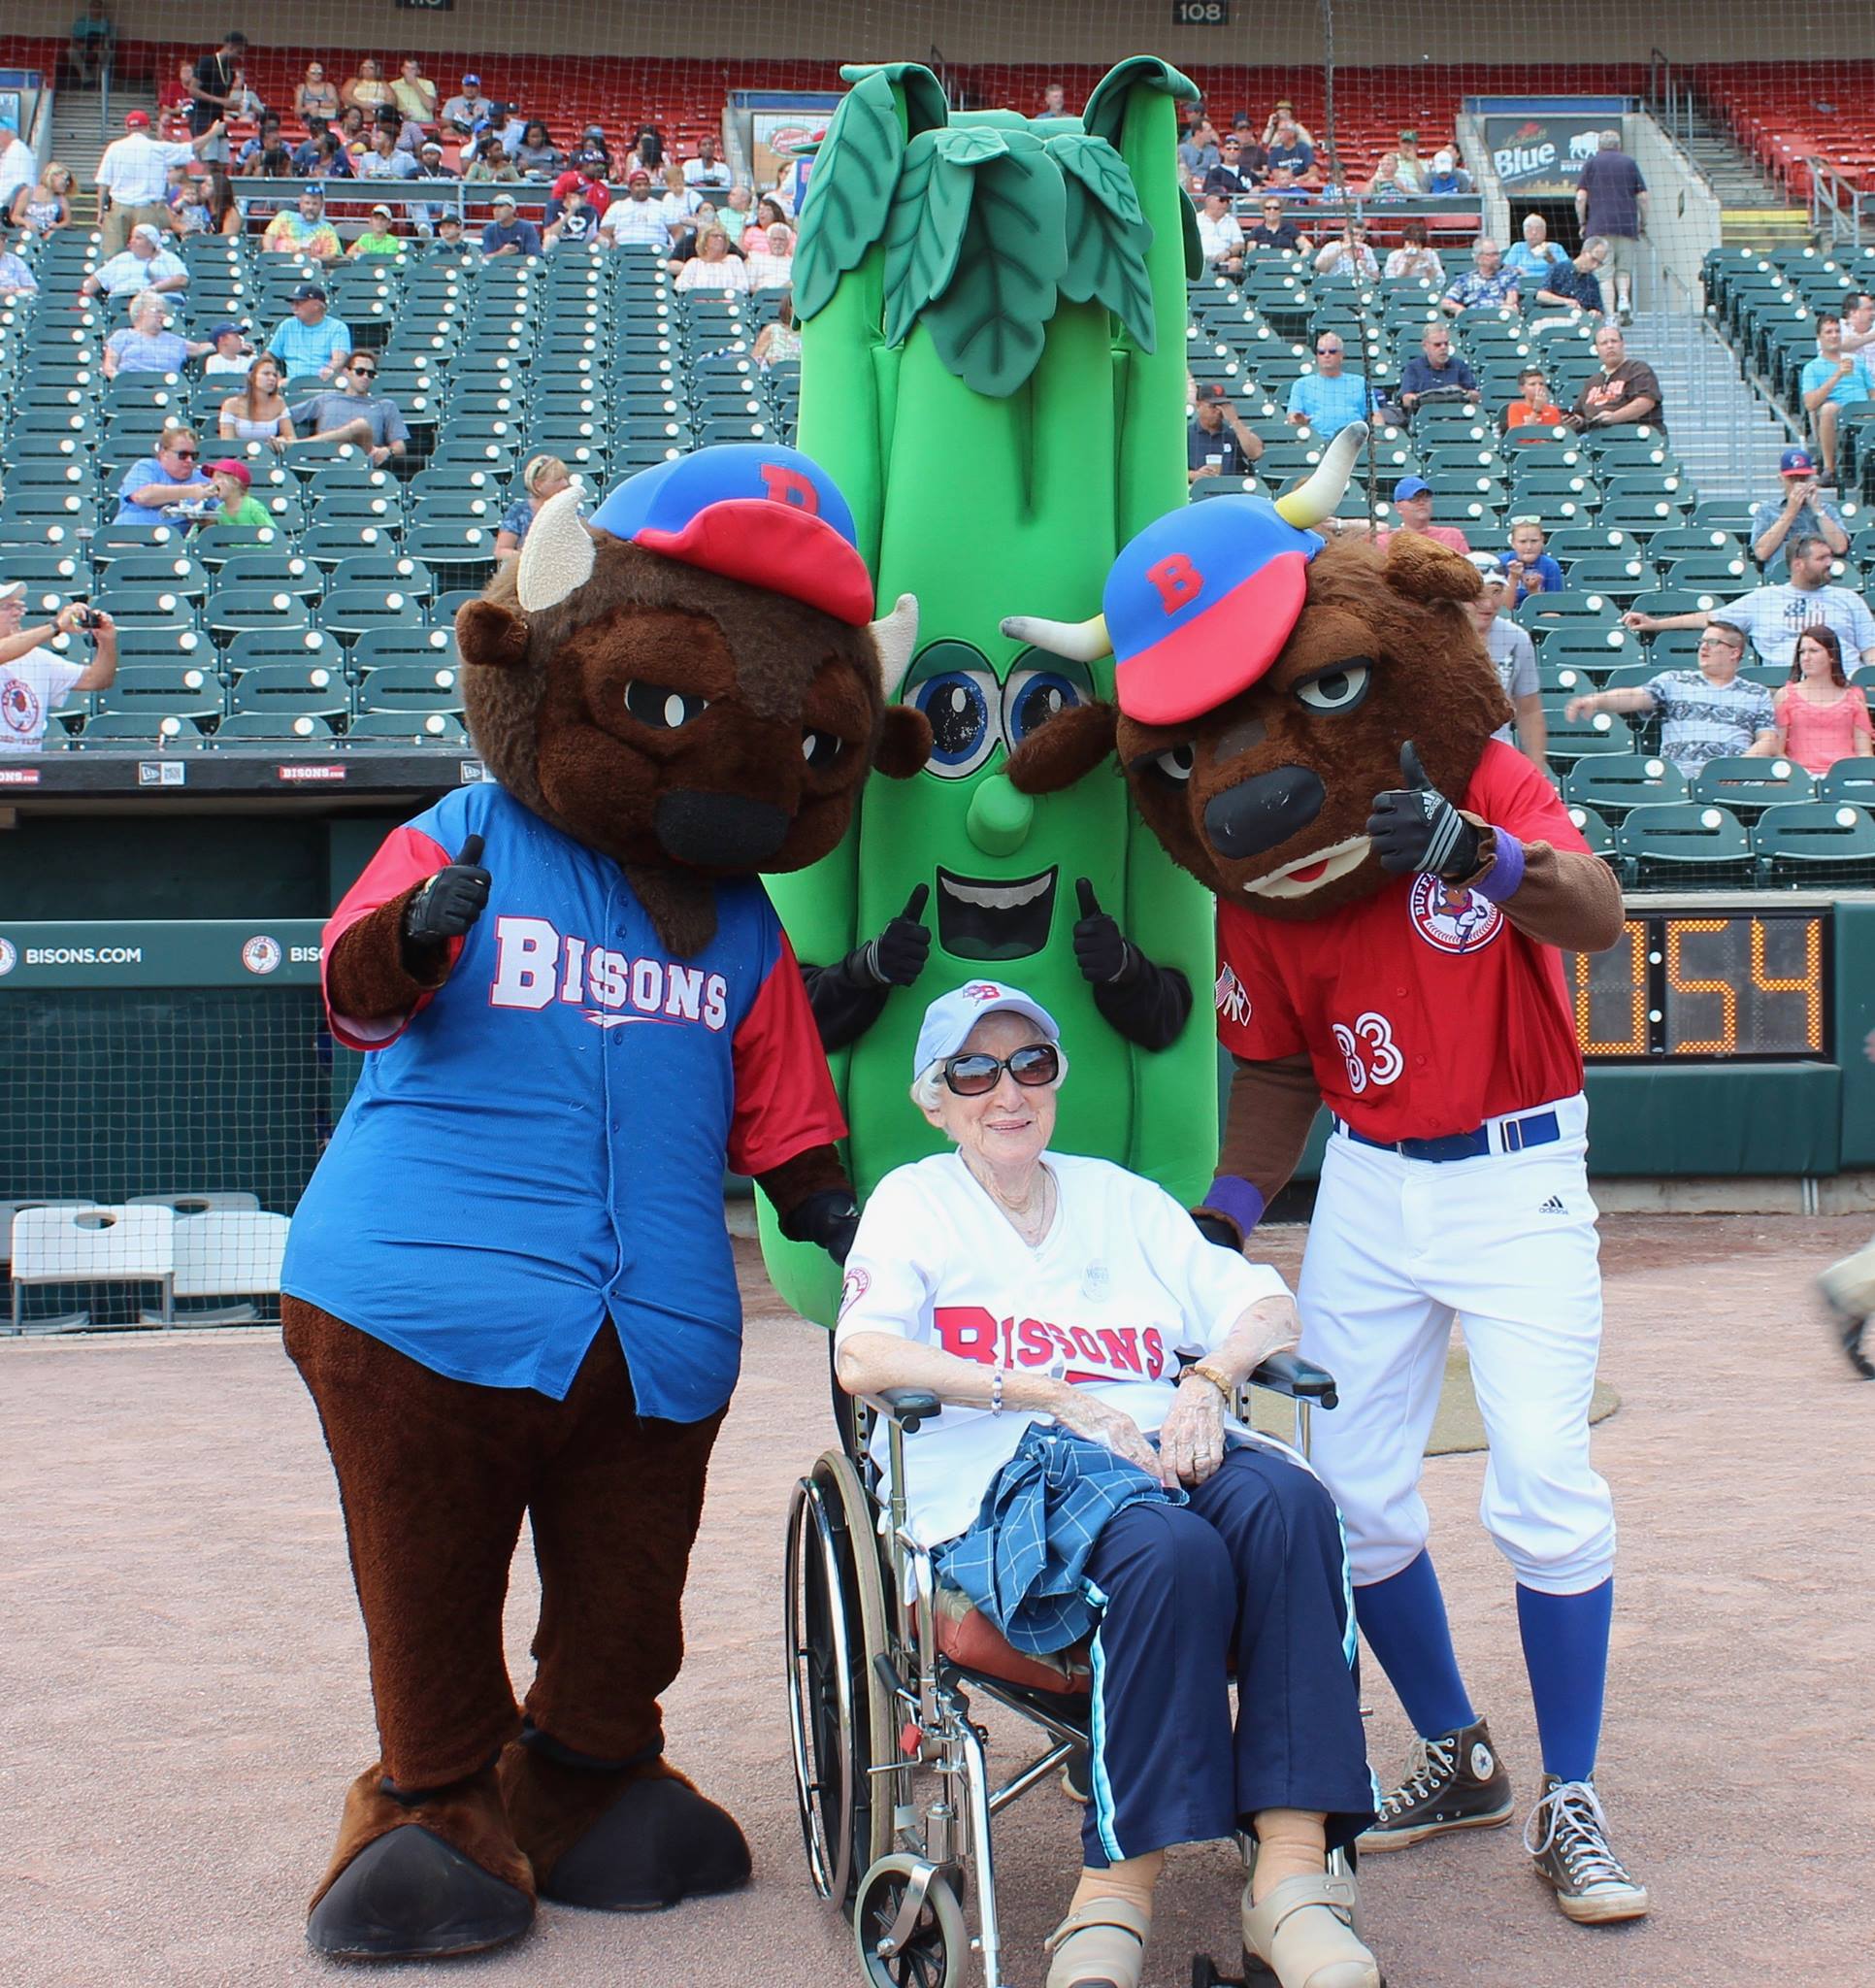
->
[1042,1897,1151,1988]
[1240,1872,1382,1988]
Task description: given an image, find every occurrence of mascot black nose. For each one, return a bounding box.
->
[655,791,791,867]
[1202,766,1326,860]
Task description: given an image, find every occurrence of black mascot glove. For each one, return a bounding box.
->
[1191,1209,1244,1250]
[1365,742,1481,880]
[840,884,930,989]
[783,1187,862,1266]
[1072,878,1141,986]
[403,835,491,945]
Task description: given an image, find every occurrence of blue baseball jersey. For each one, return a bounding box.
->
[281,782,844,1419]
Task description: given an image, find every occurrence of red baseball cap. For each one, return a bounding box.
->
[124,110,150,129]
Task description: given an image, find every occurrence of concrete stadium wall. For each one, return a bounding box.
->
[10,1,1875,68]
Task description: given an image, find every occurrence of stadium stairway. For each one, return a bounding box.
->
[1675,104,1809,249]
[1626,310,1792,504]
[48,87,113,224]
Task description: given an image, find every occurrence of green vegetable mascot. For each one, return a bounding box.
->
[760,57,1221,1324]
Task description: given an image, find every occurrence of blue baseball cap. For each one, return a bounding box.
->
[913,979,1060,1079]
[1779,446,1817,477]
[588,444,874,624]
[1393,475,1432,501]
[1102,496,1324,725]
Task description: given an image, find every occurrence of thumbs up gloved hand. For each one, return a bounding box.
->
[1071,877,1142,987]
[1365,742,1480,881]
[838,884,931,989]
[403,834,492,946]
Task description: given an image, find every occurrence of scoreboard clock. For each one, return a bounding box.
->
[1567,911,1827,1061]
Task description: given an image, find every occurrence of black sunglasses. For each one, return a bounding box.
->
[350,366,377,377]
[941,1044,1060,1097]
[168,447,199,460]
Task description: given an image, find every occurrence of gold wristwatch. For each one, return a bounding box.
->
[1183,1362,1235,1406]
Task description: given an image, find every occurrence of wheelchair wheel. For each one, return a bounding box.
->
[785,1448,898,1912]
[853,1853,968,1988]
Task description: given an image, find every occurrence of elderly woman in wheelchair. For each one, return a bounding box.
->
[829,980,1382,1988]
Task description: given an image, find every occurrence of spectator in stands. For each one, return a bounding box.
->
[1391,321,1478,420]
[1259,100,1315,149]
[1502,516,1564,603]
[745,221,795,290]
[351,203,403,257]
[1392,130,1429,194]
[1567,620,1774,776]
[115,422,214,523]
[1264,160,1315,203]
[1624,536,1875,671]
[391,58,438,129]
[660,160,702,228]
[82,223,188,304]
[68,2,116,89]
[344,58,392,116]
[197,456,274,536]
[266,281,350,379]
[0,119,35,219]
[289,115,331,173]
[1504,213,1567,287]
[465,134,521,183]
[1314,217,1377,282]
[1470,568,1547,770]
[1424,149,1472,197]
[1287,333,1370,437]
[630,124,665,174]
[10,161,75,235]
[1574,131,1647,324]
[159,60,196,122]
[550,152,610,218]
[481,191,541,259]
[1039,82,1069,117]
[360,124,420,185]
[599,168,673,252]
[188,30,247,167]
[1531,237,1609,325]
[1188,382,1263,485]
[1265,116,1314,182]
[237,112,284,174]
[752,291,801,369]
[1441,236,1520,315]
[1383,219,1443,283]
[297,61,340,125]
[202,322,254,378]
[740,194,788,253]
[1752,446,1848,577]
[102,289,212,379]
[337,104,370,159]
[1244,195,1309,256]
[291,352,410,466]
[1381,476,1470,554]
[1177,119,1222,181]
[511,121,560,177]
[442,74,491,135]
[716,182,754,241]
[1800,314,1869,486]
[494,453,574,562]
[1196,191,1245,277]
[674,223,749,294]
[0,585,116,750]
[1771,624,1871,774]
[94,108,223,255]
[1203,133,1258,199]
[544,184,599,248]
[1360,151,1408,204]
[0,244,40,299]
[219,352,295,450]
[307,133,353,183]
[684,137,732,191]
[162,159,208,234]
[262,187,343,261]
[1567,321,1662,435]
[426,212,469,258]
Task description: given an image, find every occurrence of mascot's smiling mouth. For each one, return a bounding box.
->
[1243,836,1371,900]
[937,865,1058,960]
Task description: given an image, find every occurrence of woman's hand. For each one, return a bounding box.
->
[1046,1386,1161,1478]
[1156,1377,1227,1487]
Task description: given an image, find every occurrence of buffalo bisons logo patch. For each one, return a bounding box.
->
[1408,876,1503,955]
[838,1266,871,1318]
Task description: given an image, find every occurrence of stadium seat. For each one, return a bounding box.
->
[1540,710,1633,764]
[1751,802,1875,884]
[93,664,223,723]
[226,662,349,720]
[1690,756,1815,817]
[1616,802,1753,884]
[318,587,426,644]
[206,587,312,643]
[224,628,345,676]
[345,711,471,746]
[355,662,465,714]
[212,711,341,746]
[1565,802,1617,860]
[1562,753,1689,819]
[75,711,208,749]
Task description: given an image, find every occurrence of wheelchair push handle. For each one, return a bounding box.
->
[1248,1348,1338,1409]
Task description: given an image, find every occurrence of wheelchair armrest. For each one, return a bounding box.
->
[867,1387,944,1433]
[1249,1349,1338,1410]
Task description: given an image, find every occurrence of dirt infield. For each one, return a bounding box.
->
[2,1213,1871,1988]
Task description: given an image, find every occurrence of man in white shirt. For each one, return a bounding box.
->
[82,223,189,303]
[1196,190,1245,276]
[0,584,117,752]
[1624,534,1875,672]
[94,108,224,255]
[0,118,35,215]
[599,169,673,251]
[682,137,732,189]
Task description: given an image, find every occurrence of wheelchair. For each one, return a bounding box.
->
[783,1348,1344,1988]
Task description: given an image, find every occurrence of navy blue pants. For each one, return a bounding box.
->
[1080,1441,1377,1867]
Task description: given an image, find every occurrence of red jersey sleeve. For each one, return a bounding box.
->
[1464,739,1592,852]
[1214,901,1306,1062]
[728,930,848,1176]
[322,823,458,1052]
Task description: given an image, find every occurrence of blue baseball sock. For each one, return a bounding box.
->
[1353,1551,1477,1740]
[1516,1579,1613,1785]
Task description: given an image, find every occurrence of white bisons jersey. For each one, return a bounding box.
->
[835,1150,1289,1547]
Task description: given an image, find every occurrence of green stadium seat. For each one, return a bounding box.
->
[1564,802,1616,860]
[1663,553,1752,593]
[190,520,290,567]
[1562,753,1687,819]
[1751,802,1875,884]
[102,554,211,603]
[405,521,498,584]
[93,588,197,633]
[0,550,86,591]
[1541,710,1633,764]
[93,663,223,722]
[1821,762,1875,808]
[1545,526,1642,563]
[344,711,470,746]
[317,586,426,644]
[213,552,324,599]
[225,661,349,719]
[75,711,208,749]
[329,555,435,602]
[224,628,344,676]
[1689,756,1815,818]
[1557,553,1648,603]
[205,587,312,642]
[211,711,341,746]
[1616,802,1752,883]
[1517,589,1622,627]
[356,662,465,714]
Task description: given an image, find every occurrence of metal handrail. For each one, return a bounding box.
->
[1809,157,1869,248]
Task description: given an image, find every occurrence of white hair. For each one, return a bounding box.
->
[1598,129,1621,149]
[129,287,167,323]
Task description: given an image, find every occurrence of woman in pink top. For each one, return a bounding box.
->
[1772,624,1872,776]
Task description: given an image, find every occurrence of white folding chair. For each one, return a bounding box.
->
[9,1205,176,1334]
[126,1191,263,1215]
[162,1209,291,1325]
[3,1201,106,1333]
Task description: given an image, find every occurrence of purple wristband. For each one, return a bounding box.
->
[1473,828,1526,904]
[1204,1175,1266,1237]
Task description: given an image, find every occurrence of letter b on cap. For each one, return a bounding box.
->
[759,462,819,514]
[1147,553,1202,614]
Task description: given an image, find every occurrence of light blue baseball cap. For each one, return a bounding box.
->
[913,979,1060,1078]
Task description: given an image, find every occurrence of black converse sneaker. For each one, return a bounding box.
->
[1359,1716,1513,1851]
[1524,1775,1650,1923]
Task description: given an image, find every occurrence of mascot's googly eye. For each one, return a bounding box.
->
[1294,661,1372,715]
[624,680,708,729]
[908,665,1000,779]
[1003,660,1092,745]
[801,727,843,769]
[1151,743,1196,783]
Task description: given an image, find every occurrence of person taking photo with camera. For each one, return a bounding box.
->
[0,582,117,752]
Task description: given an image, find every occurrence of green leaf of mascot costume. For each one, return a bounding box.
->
[761,57,1221,1322]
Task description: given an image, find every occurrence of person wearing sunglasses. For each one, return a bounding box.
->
[115,422,214,523]
[289,354,411,467]
[836,980,1381,1988]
